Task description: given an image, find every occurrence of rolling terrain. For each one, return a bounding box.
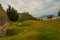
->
[0,18,60,40]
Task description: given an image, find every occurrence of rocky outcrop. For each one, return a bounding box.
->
[0,4,9,26]
[18,12,37,22]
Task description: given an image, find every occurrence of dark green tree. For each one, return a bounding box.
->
[58,10,60,16]
[7,5,18,21]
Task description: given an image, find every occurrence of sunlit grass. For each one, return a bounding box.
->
[0,19,60,40]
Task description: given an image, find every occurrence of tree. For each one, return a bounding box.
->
[58,10,60,16]
[7,5,18,21]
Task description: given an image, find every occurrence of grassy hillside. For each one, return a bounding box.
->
[0,19,60,40]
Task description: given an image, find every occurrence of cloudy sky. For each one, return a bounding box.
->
[0,0,60,17]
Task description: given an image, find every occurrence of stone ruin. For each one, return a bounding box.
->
[0,4,9,26]
[0,4,10,37]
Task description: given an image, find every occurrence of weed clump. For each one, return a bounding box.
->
[6,27,21,36]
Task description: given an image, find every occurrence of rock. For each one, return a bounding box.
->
[17,23,23,26]
[18,12,37,22]
[0,27,6,37]
[0,4,9,26]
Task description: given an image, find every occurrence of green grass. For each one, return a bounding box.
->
[0,19,60,40]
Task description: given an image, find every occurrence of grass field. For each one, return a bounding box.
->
[0,18,60,40]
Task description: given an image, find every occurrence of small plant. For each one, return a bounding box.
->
[6,27,21,36]
[58,10,60,16]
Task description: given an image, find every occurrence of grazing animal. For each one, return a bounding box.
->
[47,15,53,20]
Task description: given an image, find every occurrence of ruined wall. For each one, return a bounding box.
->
[0,4,9,26]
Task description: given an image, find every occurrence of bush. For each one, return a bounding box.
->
[6,27,21,36]
[58,11,60,16]
[7,5,18,21]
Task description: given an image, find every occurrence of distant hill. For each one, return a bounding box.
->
[18,12,37,22]
[0,4,9,26]
[37,15,58,20]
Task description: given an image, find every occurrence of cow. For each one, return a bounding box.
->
[47,15,53,20]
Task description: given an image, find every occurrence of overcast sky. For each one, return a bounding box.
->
[0,0,60,17]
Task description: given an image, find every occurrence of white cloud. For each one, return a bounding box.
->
[0,0,60,17]
[13,0,24,6]
[28,1,44,12]
[44,2,60,12]
[46,0,53,3]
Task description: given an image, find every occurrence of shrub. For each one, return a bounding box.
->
[6,27,21,36]
[58,10,60,16]
[7,5,18,21]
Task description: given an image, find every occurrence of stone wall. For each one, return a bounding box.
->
[0,4,9,26]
